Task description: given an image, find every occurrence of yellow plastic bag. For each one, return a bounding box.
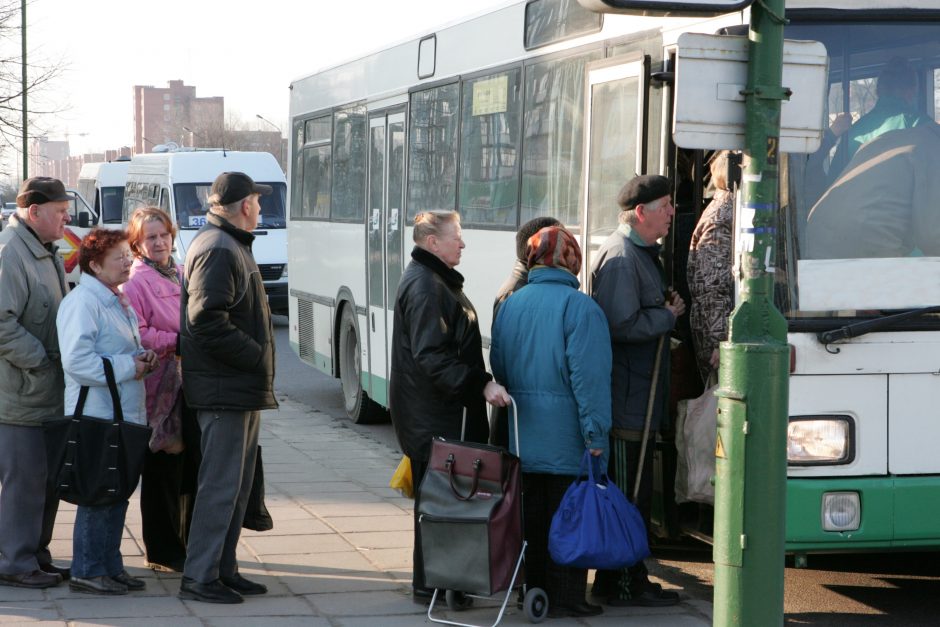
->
[389,455,414,498]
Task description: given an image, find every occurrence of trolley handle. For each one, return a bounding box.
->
[509,395,521,458]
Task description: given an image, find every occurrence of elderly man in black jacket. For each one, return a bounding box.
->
[178,172,277,605]
[591,175,684,608]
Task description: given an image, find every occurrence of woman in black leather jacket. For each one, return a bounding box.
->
[389,209,510,603]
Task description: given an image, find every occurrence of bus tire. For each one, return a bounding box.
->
[338,305,379,424]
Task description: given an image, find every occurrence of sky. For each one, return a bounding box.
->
[22,0,510,158]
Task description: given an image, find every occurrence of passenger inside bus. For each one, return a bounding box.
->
[804,120,940,259]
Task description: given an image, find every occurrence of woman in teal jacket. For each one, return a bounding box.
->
[490,225,612,619]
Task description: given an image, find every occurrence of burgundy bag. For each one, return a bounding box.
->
[418,437,522,596]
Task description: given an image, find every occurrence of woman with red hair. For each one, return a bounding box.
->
[56,227,158,595]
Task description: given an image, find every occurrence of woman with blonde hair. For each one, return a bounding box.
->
[122,207,197,573]
[388,210,510,603]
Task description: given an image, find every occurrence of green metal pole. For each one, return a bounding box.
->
[713,0,790,625]
[21,0,27,181]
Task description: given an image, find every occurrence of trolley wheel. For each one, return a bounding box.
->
[524,587,548,623]
[445,589,473,611]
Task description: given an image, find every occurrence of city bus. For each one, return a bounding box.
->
[286,0,940,558]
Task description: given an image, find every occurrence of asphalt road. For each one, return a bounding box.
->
[272,317,940,625]
[272,316,400,454]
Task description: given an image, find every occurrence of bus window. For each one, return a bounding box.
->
[331,105,368,222]
[779,20,940,316]
[100,187,124,224]
[301,115,331,220]
[290,120,304,219]
[521,49,603,229]
[258,183,287,229]
[458,68,522,228]
[174,184,211,229]
[407,83,460,220]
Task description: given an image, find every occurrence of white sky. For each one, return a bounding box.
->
[24,0,510,157]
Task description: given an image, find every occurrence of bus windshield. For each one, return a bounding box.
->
[174,182,287,229]
[101,186,124,224]
[777,20,940,318]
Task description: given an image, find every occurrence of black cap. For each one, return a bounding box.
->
[16,176,72,208]
[616,175,671,211]
[208,172,272,206]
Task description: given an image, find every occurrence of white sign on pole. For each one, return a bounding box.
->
[673,33,829,153]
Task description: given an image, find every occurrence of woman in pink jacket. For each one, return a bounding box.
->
[123,206,199,572]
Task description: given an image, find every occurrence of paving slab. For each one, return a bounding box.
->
[0,395,711,626]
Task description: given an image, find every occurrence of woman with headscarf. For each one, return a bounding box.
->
[490,225,612,618]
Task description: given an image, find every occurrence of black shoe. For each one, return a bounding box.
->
[547,601,603,618]
[70,575,128,595]
[0,569,61,589]
[111,570,146,591]
[179,577,243,604]
[220,573,267,596]
[39,563,70,581]
[608,585,681,607]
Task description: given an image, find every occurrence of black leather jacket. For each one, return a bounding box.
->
[180,213,277,411]
[389,247,491,463]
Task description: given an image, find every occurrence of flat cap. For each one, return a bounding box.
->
[617,175,671,211]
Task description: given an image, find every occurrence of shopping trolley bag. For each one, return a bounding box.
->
[418,437,522,596]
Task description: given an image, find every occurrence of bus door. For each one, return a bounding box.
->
[366,108,406,406]
[580,55,648,290]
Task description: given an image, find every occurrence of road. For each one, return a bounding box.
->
[272,316,400,454]
[272,319,940,625]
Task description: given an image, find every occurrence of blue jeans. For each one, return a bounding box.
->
[72,500,128,578]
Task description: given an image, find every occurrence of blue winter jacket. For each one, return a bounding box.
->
[490,267,612,475]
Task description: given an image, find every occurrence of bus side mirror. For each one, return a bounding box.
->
[78,212,90,228]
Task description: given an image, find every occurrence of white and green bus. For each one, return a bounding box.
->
[287,0,940,556]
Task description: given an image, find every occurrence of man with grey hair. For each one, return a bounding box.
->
[0,177,72,589]
[590,174,684,608]
[179,172,276,604]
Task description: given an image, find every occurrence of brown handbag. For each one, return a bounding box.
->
[418,436,522,596]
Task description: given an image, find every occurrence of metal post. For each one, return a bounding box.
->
[21,0,27,180]
[713,0,790,625]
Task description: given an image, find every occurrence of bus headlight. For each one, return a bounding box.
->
[281,264,288,279]
[787,416,854,465]
[822,491,860,531]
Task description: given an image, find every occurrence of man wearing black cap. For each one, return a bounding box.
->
[0,177,72,589]
[179,172,277,604]
[590,174,684,608]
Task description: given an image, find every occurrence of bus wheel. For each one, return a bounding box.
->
[338,305,377,424]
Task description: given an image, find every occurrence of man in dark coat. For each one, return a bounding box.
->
[590,175,684,607]
[389,210,509,603]
[179,172,277,604]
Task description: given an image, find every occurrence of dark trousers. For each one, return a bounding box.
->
[411,457,429,592]
[595,436,654,599]
[522,472,588,609]
[140,403,200,569]
[183,410,259,583]
[0,424,60,574]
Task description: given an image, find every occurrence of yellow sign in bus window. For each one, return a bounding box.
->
[472,75,509,116]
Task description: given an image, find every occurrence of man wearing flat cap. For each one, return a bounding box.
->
[179,172,276,604]
[590,174,684,608]
[0,177,72,589]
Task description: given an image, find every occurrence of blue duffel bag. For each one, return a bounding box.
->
[548,449,650,570]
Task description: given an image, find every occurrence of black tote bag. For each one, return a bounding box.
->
[242,445,273,532]
[44,357,152,507]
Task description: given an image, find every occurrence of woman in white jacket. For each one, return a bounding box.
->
[56,228,157,596]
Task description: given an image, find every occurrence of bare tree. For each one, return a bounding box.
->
[0,0,66,167]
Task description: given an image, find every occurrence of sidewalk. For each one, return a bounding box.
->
[0,397,713,626]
